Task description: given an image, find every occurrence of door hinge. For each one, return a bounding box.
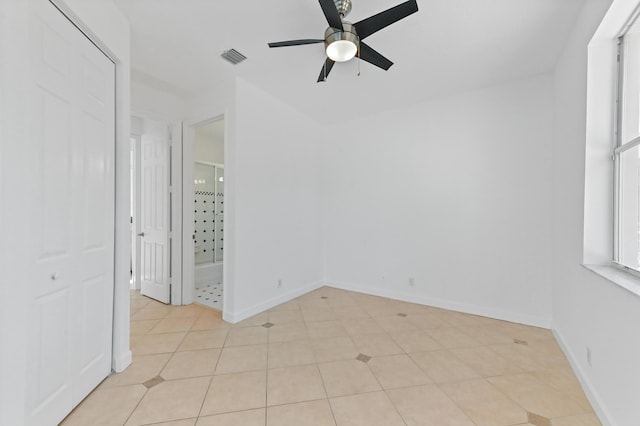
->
[617,39,622,63]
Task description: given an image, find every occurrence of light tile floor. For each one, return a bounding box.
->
[195,283,224,311]
[61,287,602,426]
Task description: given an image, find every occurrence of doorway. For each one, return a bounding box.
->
[129,116,183,305]
[192,119,225,310]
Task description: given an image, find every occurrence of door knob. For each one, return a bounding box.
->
[137,232,145,237]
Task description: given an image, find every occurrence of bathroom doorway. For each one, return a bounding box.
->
[192,119,225,310]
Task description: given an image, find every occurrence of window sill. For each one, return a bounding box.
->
[582,264,640,297]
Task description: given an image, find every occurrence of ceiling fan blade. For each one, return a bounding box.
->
[359,42,393,70]
[268,39,325,48]
[317,58,336,82]
[354,0,418,40]
[319,0,344,30]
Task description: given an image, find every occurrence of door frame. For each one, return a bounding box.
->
[182,115,226,308]
[130,131,141,291]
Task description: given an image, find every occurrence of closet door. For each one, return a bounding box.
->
[26,1,116,424]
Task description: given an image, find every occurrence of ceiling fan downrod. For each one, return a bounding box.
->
[334,0,352,18]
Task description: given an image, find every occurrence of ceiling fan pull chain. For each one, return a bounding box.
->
[357,51,361,77]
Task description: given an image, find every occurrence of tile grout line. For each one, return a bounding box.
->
[430,380,482,426]
[358,339,409,426]
[403,312,491,426]
[356,310,416,426]
[265,312,271,425]
[193,309,229,423]
[121,293,173,426]
[310,296,341,426]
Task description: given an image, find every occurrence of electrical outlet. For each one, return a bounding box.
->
[409,277,415,286]
[587,347,592,366]
[278,279,282,288]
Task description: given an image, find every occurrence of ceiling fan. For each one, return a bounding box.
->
[268,0,419,82]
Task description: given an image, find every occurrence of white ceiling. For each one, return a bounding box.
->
[115,0,587,122]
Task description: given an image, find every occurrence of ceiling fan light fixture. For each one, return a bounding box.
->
[326,40,358,62]
[324,23,359,62]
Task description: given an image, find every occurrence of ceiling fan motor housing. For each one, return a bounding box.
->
[324,23,360,59]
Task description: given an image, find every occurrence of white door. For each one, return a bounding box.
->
[140,119,171,304]
[26,0,115,424]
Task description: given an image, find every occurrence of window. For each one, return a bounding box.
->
[615,18,640,271]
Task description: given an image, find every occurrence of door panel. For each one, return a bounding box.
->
[30,9,76,419]
[81,115,109,250]
[33,288,73,423]
[72,6,115,404]
[27,1,115,424]
[140,120,171,304]
[40,91,73,258]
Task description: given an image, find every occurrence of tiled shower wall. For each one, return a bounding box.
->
[214,166,224,263]
[194,163,224,265]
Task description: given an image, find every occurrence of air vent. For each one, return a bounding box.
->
[221,49,247,65]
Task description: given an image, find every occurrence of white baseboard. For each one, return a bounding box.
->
[223,280,325,324]
[325,280,551,329]
[112,349,132,373]
[220,277,552,328]
[552,327,614,426]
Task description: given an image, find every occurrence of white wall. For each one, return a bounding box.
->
[186,78,234,124]
[182,76,324,322]
[0,2,32,424]
[322,74,555,327]
[0,0,130,424]
[131,76,186,122]
[229,78,324,320]
[552,0,640,424]
[194,120,224,164]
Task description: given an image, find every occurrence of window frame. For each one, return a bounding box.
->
[613,27,640,275]
[613,36,623,267]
